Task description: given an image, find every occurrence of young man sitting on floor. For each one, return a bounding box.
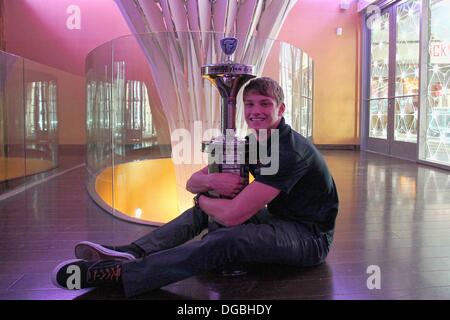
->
[52,77,339,297]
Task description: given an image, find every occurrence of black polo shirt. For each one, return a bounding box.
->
[248,118,339,234]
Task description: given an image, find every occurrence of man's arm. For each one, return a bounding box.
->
[185,166,211,194]
[186,167,245,198]
[199,181,280,227]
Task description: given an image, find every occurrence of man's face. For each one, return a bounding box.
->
[243,90,285,131]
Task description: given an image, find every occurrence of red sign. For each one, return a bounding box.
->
[430,43,449,57]
[429,42,450,63]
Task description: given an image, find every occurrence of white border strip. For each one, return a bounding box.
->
[0,163,86,202]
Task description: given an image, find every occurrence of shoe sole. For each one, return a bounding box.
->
[51,258,84,289]
[74,241,136,262]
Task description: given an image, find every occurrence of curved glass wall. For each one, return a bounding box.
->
[0,51,58,195]
[86,32,314,226]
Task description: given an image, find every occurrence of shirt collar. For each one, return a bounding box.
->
[277,117,287,131]
[261,117,289,148]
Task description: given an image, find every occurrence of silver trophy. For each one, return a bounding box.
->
[201,38,256,198]
[201,38,256,277]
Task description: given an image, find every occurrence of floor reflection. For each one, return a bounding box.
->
[2,150,450,299]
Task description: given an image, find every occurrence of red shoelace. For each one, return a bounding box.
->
[88,264,122,282]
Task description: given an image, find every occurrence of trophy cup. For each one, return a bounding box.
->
[201,37,256,276]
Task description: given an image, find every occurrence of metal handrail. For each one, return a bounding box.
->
[364,94,419,101]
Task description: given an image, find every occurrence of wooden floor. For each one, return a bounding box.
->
[1,149,450,300]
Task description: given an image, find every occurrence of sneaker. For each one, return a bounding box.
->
[74,241,142,262]
[51,259,123,290]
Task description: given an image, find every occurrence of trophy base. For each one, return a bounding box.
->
[219,265,248,277]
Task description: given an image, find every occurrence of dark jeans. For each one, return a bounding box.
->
[121,206,331,297]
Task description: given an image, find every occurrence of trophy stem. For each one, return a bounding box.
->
[221,97,237,135]
[227,98,237,132]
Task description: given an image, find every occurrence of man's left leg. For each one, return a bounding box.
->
[74,206,209,261]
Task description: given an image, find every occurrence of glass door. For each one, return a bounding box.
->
[366,0,421,160]
[418,0,450,168]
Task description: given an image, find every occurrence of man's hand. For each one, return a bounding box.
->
[207,173,245,198]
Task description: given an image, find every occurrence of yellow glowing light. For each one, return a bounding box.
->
[95,158,255,225]
[95,158,180,224]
